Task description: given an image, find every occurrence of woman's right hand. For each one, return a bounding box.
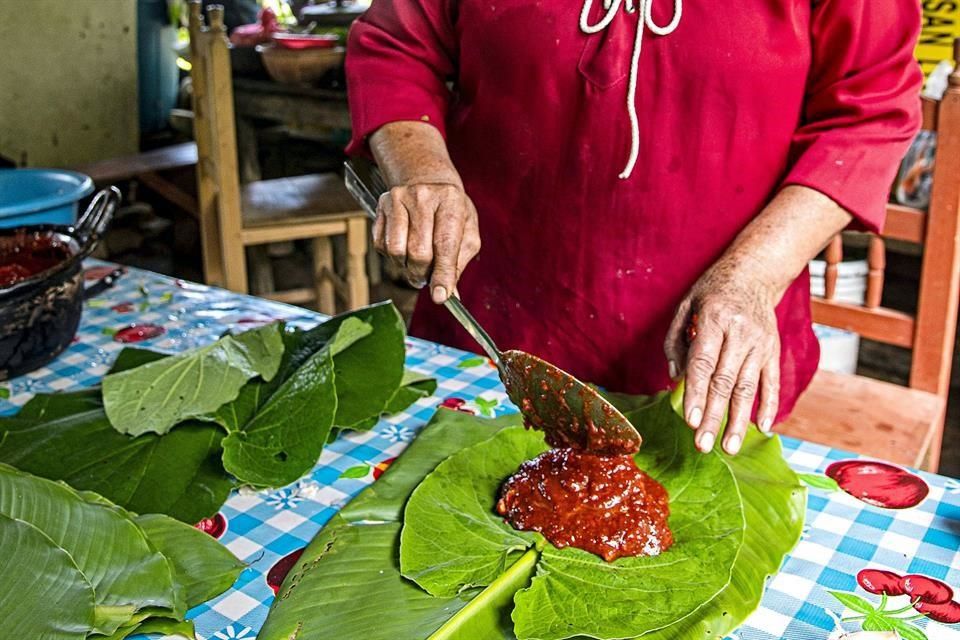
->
[372,182,482,304]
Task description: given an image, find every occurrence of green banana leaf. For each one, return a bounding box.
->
[102,322,284,436]
[259,392,804,639]
[0,464,181,635]
[0,512,95,640]
[134,513,246,607]
[98,617,196,640]
[326,301,407,428]
[0,466,242,639]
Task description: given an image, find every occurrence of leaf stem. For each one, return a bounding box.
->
[428,547,540,640]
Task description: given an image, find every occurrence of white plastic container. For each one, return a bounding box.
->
[809,259,868,374]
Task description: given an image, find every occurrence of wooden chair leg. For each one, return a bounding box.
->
[246,245,273,296]
[366,235,382,287]
[219,232,249,294]
[923,414,946,473]
[345,217,370,310]
[312,236,336,315]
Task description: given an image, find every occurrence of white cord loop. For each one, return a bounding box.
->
[580,0,683,179]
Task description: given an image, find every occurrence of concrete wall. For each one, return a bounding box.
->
[0,0,139,167]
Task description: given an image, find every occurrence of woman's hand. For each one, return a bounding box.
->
[372,182,481,302]
[664,262,781,456]
[368,121,480,303]
[662,186,853,456]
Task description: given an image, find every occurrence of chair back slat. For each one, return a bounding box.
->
[811,299,915,348]
[885,204,926,243]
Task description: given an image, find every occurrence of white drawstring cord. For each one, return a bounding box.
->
[580,0,683,179]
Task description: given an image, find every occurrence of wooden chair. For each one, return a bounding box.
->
[187,1,369,312]
[779,41,960,472]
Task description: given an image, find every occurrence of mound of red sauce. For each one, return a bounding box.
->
[0,233,72,288]
[496,448,672,562]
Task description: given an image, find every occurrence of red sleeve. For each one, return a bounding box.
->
[781,0,923,232]
[344,0,457,156]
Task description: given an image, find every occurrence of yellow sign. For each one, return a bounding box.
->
[916,0,960,76]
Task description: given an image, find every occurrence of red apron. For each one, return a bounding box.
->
[346,0,922,419]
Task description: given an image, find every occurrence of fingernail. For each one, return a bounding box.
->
[760,417,773,433]
[432,286,447,304]
[668,360,678,379]
[725,434,742,455]
[688,407,702,428]
[698,430,715,453]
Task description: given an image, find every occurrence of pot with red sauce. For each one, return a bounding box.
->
[0,188,118,379]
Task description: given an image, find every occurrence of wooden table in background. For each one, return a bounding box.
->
[231,77,350,183]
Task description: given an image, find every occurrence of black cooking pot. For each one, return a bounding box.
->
[0,187,120,381]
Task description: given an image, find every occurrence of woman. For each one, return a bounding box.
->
[345,0,922,455]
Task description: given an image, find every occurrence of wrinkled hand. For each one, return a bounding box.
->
[372,183,481,303]
[663,264,781,455]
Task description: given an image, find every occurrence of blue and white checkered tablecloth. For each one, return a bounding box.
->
[2,262,958,640]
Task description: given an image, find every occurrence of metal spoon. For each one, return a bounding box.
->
[344,160,641,455]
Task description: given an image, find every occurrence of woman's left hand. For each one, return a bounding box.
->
[663,261,781,455]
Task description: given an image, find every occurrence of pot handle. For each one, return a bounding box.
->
[74,186,121,259]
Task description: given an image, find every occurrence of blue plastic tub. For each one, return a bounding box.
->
[0,169,95,228]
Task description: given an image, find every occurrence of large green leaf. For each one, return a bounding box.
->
[260,393,803,640]
[0,464,182,635]
[102,322,284,436]
[0,512,96,640]
[400,428,547,596]
[343,410,519,524]
[326,302,406,428]
[384,370,439,415]
[117,618,196,639]
[0,405,232,524]
[403,396,745,640]
[134,513,245,607]
[643,426,806,640]
[220,341,338,488]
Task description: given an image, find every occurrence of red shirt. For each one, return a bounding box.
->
[346,0,922,419]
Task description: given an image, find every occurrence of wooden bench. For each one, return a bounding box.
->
[74,142,199,218]
[778,41,960,472]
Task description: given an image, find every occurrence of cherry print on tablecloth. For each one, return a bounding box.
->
[108,323,166,343]
[373,457,397,480]
[438,397,475,414]
[833,568,960,634]
[266,548,305,595]
[825,460,929,509]
[194,513,228,539]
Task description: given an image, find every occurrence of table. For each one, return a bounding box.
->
[2,262,959,640]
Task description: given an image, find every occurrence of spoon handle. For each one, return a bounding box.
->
[344,160,503,365]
